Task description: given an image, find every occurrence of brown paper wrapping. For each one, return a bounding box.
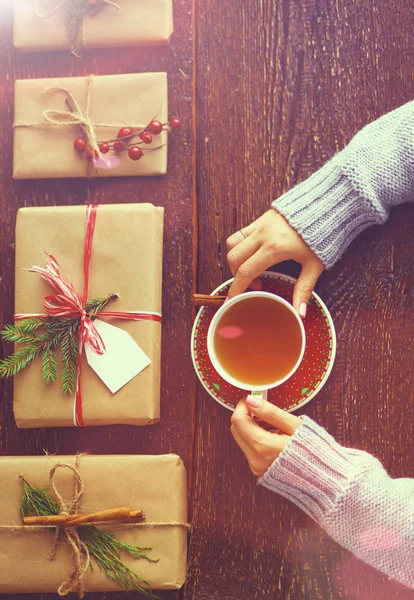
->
[13,73,168,179]
[13,203,164,428]
[0,454,187,593]
[14,0,173,51]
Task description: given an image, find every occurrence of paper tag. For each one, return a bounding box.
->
[85,319,151,394]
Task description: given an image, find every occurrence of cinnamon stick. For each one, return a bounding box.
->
[23,506,144,527]
[193,294,227,306]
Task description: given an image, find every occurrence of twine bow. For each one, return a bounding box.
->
[23,456,91,597]
[35,0,121,56]
[41,82,104,167]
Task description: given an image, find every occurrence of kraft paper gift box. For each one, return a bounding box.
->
[0,454,188,593]
[14,0,173,53]
[12,203,164,427]
[13,72,169,179]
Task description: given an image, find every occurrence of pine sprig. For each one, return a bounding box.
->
[2,323,46,342]
[0,345,43,378]
[0,329,61,379]
[65,0,89,57]
[81,527,159,598]
[20,478,60,520]
[20,478,159,598]
[61,325,79,395]
[85,294,119,317]
[42,347,58,384]
[0,294,118,392]
[15,318,44,333]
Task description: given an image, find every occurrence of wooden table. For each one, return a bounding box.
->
[1,1,414,599]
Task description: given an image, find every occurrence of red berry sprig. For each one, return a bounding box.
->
[73,118,181,162]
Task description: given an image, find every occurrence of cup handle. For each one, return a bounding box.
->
[250,389,268,402]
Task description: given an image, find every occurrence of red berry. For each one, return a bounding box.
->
[113,141,125,152]
[85,148,98,162]
[147,120,163,135]
[99,143,110,154]
[170,118,181,128]
[139,131,153,144]
[117,127,133,139]
[128,146,143,161]
[74,137,87,153]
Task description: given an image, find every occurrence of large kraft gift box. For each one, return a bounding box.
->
[14,0,173,52]
[13,203,164,428]
[13,73,168,179]
[0,454,188,593]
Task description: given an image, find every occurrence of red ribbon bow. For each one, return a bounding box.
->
[15,204,162,427]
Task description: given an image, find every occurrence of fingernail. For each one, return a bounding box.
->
[299,302,307,319]
[246,395,262,408]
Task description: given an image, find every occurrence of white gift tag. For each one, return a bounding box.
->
[84,319,151,394]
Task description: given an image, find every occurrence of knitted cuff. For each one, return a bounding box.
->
[272,157,387,268]
[258,416,372,524]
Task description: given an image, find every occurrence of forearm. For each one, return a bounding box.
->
[272,101,414,267]
[259,417,414,588]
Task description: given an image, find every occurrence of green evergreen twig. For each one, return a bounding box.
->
[0,294,117,393]
[20,478,159,598]
[65,0,89,57]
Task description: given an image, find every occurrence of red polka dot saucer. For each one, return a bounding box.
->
[191,271,336,412]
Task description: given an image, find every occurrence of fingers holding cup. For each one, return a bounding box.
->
[245,395,302,435]
[231,398,292,476]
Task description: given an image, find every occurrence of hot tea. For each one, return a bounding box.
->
[213,295,303,387]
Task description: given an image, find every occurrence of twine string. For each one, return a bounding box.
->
[49,457,90,597]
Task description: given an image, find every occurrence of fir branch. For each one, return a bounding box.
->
[43,316,80,335]
[80,527,159,599]
[2,324,47,344]
[20,478,60,520]
[0,294,118,390]
[20,478,160,598]
[12,318,44,333]
[0,345,43,378]
[61,325,79,395]
[42,347,58,385]
[0,328,62,380]
[65,0,89,57]
[85,294,119,317]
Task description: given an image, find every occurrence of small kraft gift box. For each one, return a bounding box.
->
[13,72,179,179]
[14,0,173,56]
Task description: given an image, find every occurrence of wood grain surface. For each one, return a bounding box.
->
[1,1,414,599]
[188,1,414,600]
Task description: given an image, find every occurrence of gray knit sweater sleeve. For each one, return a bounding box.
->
[272,101,414,268]
[259,417,414,588]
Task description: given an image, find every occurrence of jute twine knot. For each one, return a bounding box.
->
[47,455,89,598]
[41,77,104,167]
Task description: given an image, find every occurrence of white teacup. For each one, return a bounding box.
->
[207,291,306,401]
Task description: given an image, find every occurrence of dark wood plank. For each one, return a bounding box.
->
[0,1,195,599]
[189,1,414,599]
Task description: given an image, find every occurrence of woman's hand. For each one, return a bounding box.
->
[230,396,302,476]
[226,209,324,317]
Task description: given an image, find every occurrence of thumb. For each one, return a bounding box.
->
[245,396,301,435]
[293,260,324,317]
